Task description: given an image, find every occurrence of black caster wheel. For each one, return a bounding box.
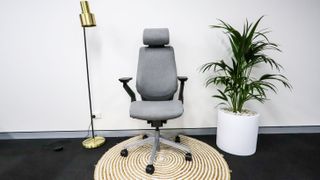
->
[142,134,148,139]
[146,164,155,175]
[120,149,128,157]
[175,136,181,143]
[185,153,192,161]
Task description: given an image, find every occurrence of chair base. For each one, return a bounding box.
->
[120,129,192,175]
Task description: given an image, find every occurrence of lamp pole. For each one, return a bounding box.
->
[80,1,105,149]
[83,27,95,139]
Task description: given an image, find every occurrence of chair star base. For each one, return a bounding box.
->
[120,129,192,175]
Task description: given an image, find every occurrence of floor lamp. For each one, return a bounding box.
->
[79,1,105,149]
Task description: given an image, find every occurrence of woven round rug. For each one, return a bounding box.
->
[94,135,231,180]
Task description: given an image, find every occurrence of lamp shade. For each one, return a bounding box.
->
[80,1,96,27]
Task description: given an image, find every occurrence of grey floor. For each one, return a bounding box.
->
[0,134,319,180]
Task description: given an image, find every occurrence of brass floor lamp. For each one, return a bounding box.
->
[79,1,105,149]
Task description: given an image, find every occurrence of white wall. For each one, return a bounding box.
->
[0,0,320,132]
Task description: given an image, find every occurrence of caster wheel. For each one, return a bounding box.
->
[120,149,128,157]
[175,136,181,143]
[185,153,192,161]
[146,164,155,174]
[142,134,148,139]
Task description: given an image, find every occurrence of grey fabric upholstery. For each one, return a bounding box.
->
[143,28,169,46]
[130,100,183,121]
[136,47,177,101]
[131,28,182,121]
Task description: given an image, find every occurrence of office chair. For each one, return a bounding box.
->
[118,28,192,175]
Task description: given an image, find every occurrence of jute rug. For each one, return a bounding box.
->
[94,135,231,180]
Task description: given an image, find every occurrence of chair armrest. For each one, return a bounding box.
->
[118,77,136,102]
[177,76,188,103]
[119,77,133,83]
[178,76,188,82]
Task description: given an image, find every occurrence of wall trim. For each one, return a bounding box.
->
[1,126,320,140]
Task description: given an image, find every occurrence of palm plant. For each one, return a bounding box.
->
[201,16,292,113]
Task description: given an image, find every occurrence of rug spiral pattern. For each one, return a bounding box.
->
[94,135,231,180]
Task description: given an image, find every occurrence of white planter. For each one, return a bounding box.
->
[216,109,260,156]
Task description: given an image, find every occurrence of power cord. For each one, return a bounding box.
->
[42,122,92,152]
[84,114,96,139]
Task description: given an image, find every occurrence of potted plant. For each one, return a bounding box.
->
[200,16,292,156]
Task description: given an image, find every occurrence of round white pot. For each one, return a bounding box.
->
[216,109,260,156]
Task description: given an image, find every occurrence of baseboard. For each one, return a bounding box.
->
[0,128,215,140]
[1,126,320,140]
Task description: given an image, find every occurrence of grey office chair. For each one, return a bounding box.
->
[118,28,192,175]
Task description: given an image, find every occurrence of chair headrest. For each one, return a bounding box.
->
[143,28,169,46]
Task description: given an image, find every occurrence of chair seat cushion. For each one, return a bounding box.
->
[130,100,183,121]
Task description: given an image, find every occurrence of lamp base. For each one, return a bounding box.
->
[82,136,105,149]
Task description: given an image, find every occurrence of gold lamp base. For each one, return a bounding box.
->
[82,136,106,149]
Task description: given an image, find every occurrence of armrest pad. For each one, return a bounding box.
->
[119,77,133,83]
[178,76,188,82]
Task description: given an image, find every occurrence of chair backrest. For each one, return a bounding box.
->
[136,28,178,101]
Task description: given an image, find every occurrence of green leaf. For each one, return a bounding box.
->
[201,16,292,112]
